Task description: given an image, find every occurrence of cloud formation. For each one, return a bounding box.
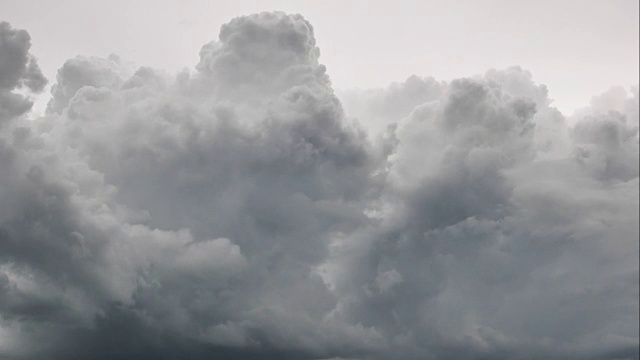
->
[0,12,638,360]
[0,22,46,121]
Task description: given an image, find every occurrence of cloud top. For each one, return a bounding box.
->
[0,22,46,121]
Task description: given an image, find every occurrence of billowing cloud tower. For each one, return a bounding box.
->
[0,12,638,360]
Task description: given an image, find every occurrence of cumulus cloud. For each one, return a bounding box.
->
[46,54,134,114]
[0,12,638,360]
[0,22,46,121]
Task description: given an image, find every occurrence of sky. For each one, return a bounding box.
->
[0,0,638,115]
[0,2,639,360]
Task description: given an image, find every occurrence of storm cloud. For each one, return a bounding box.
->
[0,12,638,360]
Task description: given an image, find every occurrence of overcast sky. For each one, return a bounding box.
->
[0,2,638,360]
[1,0,638,115]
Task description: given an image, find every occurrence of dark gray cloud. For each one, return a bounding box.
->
[0,22,47,122]
[0,12,638,360]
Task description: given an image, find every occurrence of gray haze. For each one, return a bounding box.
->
[0,11,638,360]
